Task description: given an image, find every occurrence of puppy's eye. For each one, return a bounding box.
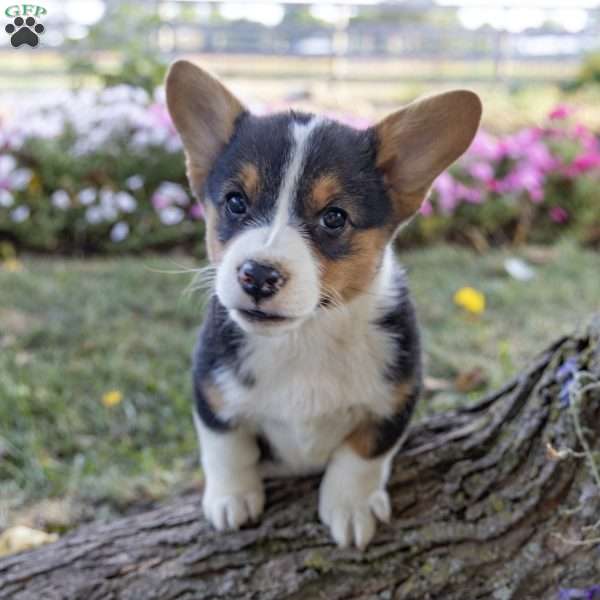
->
[225,192,247,216]
[320,207,347,231]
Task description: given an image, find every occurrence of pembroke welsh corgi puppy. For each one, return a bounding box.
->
[166,60,481,549]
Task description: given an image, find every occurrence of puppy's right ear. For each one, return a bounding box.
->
[166,60,245,199]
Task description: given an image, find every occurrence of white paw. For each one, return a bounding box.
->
[203,484,265,531]
[319,475,391,550]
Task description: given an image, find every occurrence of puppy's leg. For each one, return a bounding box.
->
[319,442,395,550]
[194,411,264,530]
[319,384,419,549]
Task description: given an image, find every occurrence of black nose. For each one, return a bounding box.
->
[238,260,284,302]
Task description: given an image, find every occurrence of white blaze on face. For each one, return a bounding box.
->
[266,117,323,246]
[215,117,324,333]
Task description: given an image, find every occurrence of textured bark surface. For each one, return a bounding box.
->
[1,320,600,600]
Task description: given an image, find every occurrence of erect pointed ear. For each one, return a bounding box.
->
[375,90,482,223]
[166,60,245,199]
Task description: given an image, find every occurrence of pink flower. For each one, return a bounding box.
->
[468,131,501,161]
[190,202,205,220]
[549,206,568,223]
[549,104,575,120]
[468,162,494,182]
[433,172,459,214]
[152,194,171,211]
[419,199,433,216]
[567,151,600,175]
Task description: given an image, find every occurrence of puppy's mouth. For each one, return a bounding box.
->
[236,308,294,323]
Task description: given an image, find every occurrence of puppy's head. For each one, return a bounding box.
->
[166,61,481,335]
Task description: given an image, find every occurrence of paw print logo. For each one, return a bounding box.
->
[5,16,45,48]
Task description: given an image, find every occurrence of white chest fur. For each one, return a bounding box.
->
[214,250,400,473]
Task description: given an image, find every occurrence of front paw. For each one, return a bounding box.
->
[319,483,391,550]
[203,484,265,531]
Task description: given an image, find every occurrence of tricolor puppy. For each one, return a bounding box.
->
[166,61,481,550]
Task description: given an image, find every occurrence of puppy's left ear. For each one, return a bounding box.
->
[375,90,482,224]
[166,60,245,199]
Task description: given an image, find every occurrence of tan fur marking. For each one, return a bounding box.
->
[166,60,244,198]
[346,382,413,459]
[202,381,225,415]
[310,174,343,212]
[375,90,482,225]
[319,228,389,304]
[239,162,260,200]
[204,202,224,264]
[346,421,377,458]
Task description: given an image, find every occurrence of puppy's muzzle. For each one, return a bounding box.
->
[237,260,285,302]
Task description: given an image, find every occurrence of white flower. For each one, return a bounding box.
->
[10,168,32,190]
[78,188,96,205]
[51,190,71,209]
[99,188,118,220]
[110,221,130,242]
[85,206,104,224]
[99,188,115,206]
[114,191,137,213]
[125,175,144,190]
[0,155,17,176]
[0,189,14,207]
[159,206,185,225]
[155,182,189,206]
[11,205,30,223]
[166,137,182,153]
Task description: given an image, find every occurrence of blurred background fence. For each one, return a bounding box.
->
[2,0,600,91]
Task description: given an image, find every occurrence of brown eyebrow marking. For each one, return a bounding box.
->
[310,173,343,211]
[238,161,261,199]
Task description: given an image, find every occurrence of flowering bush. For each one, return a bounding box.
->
[414,104,600,247]
[0,87,598,255]
[0,86,199,254]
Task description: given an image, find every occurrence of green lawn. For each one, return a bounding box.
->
[1,241,599,531]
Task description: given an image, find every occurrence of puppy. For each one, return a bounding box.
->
[166,61,481,549]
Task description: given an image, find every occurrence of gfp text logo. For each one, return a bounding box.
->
[4,4,46,47]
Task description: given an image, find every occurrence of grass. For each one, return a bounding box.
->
[0,241,599,531]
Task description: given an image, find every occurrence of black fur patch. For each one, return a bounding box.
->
[204,111,393,263]
[192,295,253,430]
[367,271,422,457]
[370,383,421,457]
[205,112,294,243]
[375,271,422,384]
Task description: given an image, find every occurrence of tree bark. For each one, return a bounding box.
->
[2,319,600,600]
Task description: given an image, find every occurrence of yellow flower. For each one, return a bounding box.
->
[454,287,485,315]
[2,258,23,273]
[102,390,123,407]
[0,526,58,557]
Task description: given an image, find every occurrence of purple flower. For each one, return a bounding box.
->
[558,585,600,599]
[556,357,578,408]
[550,206,569,224]
[557,358,578,382]
[189,202,205,220]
